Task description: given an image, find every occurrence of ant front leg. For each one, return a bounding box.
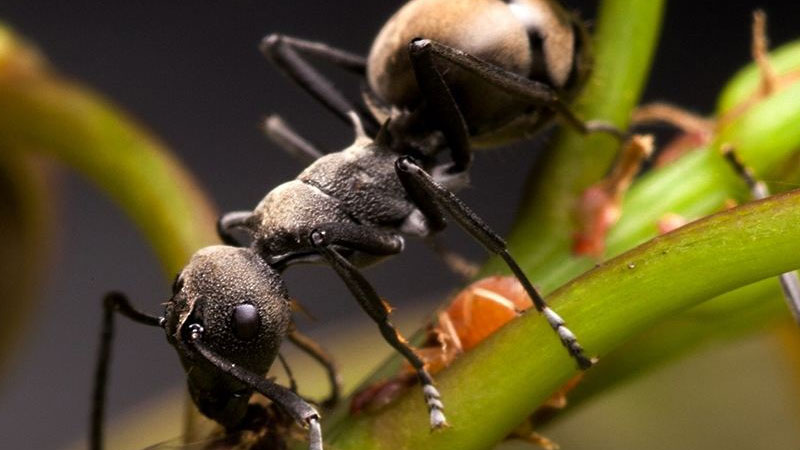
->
[287,324,342,408]
[188,328,323,450]
[307,223,448,428]
[91,292,164,450]
[408,38,624,140]
[395,156,595,370]
[276,352,299,393]
[260,34,378,134]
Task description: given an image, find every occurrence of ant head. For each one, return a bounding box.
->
[164,245,291,427]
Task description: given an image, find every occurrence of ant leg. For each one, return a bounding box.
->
[264,109,369,166]
[91,292,164,450]
[217,211,254,247]
[277,353,299,393]
[407,40,472,173]
[261,34,378,134]
[263,114,325,165]
[395,156,595,369]
[188,334,323,450]
[287,324,342,408]
[308,225,447,428]
[408,39,624,140]
[261,35,366,75]
[721,146,800,323]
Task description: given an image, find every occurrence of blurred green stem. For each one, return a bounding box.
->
[0,23,219,437]
[0,25,218,276]
[0,150,50,375]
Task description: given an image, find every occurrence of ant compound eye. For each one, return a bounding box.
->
[231,303,260,341]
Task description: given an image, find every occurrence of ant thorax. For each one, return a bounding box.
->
[250,140,416,259]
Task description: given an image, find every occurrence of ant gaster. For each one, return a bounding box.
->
[261,0,622,175]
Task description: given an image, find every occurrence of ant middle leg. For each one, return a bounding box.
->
[307,224,447,428]
[395,156,595,370]
[263,114,326,165]
[407,38,624,140]
[262,110,373,166]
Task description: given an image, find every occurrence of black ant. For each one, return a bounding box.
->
[91,1,621,449]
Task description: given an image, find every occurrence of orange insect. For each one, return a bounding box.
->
[350,276,581,449]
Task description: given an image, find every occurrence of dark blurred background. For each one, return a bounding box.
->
[0,1,798,449]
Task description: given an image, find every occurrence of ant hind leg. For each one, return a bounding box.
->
[395,156,595,370]
[408,38,625,141]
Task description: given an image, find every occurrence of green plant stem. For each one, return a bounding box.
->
[505,39,800,293]
[558,278,788,415]
[0,25,218,276]
[717,40,800,114]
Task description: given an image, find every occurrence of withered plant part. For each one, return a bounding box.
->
[573,135,654,257]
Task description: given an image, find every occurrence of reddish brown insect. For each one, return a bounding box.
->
[350,276,581,448]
